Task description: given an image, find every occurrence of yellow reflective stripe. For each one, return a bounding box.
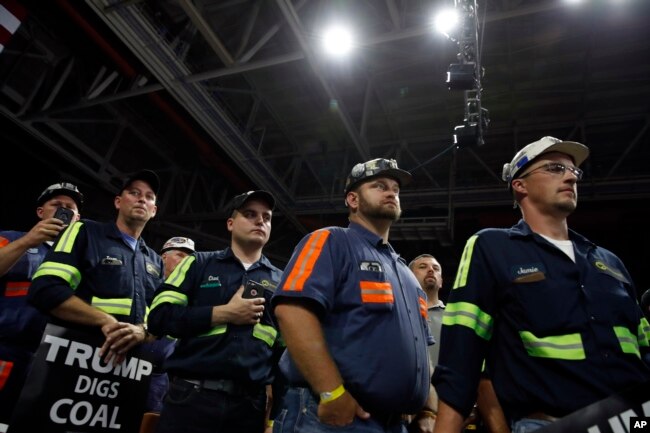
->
[453,235,478,289]
[199,324,227,337]
[54,221,83,253]
[253,324,277,347]
[151,290,188,310]
[166,255,196,287]
[144,306,150,323]
[614,326,641,358]
[639,318,650,348]
[519,331,585,360]
[32,261,82,289]
[91,297,133,316]
[443,301,493,340]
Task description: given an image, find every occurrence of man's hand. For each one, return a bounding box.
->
[99,322,147,364]
[220,286,265,325]
[411,413,436,433]
[317,390,369,426]
[23,218,66,247]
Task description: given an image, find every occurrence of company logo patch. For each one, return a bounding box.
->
[593,260,630,284]
[360,261,383,272]
[260,279,277,289]
[146,262,160,278]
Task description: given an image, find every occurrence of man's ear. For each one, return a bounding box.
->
[511,179,526,193]
[345,191,358,210]
[36,207,44,219]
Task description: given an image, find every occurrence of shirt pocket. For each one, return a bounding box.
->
[358,270,394,312]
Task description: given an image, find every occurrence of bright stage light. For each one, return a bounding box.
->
[322,25,354,57]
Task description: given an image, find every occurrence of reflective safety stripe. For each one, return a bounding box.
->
[443,301,493,340]
[33,261,82,289]
[91,297,133,316]
[453,235,478,289]
[519,331,585,360]
[283,230,330,291]
[199,324,227,337]
[0,360,14,390]
[166,255,196,287]
[614,326,641,358]
[0,237,10,248]
[253,323,278,347]
[360,281,394,303]
[5,281,30,297]
[54,221,83,253]
[418,297,427,319]
[639,318,650,348]
[150,290,188,310]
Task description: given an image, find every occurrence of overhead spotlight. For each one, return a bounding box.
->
[322,25,354,57]
[434,8,460,38]
[446,63,476,90]
[453,123,483,148]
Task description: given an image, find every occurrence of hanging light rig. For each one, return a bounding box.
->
[446,0,489,148]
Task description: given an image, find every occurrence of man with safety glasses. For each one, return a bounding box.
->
[432,137,650,433]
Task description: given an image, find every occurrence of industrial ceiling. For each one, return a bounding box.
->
[2,0,649,291]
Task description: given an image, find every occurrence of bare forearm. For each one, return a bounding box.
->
[433,400,465,433]
[477,378,510,433]
[0,237,34,277]
[51,296,117,328]
[275,303,342,394]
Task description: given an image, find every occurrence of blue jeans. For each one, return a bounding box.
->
[511,418,552,433]
[273,387,407,433]
[156,378,266,433]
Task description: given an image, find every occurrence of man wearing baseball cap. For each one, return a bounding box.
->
[0,182,82,428]
[272,158,436,433]
[161,236,196,279]
[149,190,282,433]
[29,169,163,366]
[433,137,650,432]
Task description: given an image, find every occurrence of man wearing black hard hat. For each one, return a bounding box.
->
[0,182,82,428]
[29,170,163,366]
[271,158,436,433]
[149,190,282,433]
[433,137,650,433]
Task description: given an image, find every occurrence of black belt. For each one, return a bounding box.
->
[175,377,262,397]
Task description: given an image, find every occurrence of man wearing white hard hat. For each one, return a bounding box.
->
[432,137,650,433]
[161,236,195,279]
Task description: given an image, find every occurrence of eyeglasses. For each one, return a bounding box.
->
[518,162,583,181]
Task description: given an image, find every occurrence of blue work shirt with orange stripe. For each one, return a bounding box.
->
[0,231,49,351]
[272,222,433,414]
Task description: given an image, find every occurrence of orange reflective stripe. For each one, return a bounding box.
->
[418,297,427,318]
[360,281,394,303]
[0,360,14,390]
[5,281,30,297]
[283,230,330,291]
[0,237,9,248]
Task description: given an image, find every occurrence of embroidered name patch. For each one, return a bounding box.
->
[511,263,546,283]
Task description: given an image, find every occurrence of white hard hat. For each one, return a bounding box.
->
[502,136,589,189]
[161,237,195,254]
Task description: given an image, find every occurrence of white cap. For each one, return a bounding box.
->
[161,237,195,254]
[502,136,589,188]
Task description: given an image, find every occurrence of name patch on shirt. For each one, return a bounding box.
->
[511,263,546,283]
[101,256,123,266]
[359,261,383,272]
[27,248,39,254]
[593,260,630,284]
[200,275,221,288]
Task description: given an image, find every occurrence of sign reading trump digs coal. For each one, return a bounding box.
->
[9,324,152,433]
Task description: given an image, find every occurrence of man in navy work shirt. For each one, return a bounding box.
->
[148,190,283,433]
[0,182,82,429]
[272,158,436,433]
[29,170,163,364]
[432,137,650,433]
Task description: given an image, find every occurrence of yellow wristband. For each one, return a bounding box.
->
[417,409,437,420]
[266,420,274,428]
[319,384,346,404]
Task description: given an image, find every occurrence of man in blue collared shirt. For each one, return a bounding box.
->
[272,159,436,433]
